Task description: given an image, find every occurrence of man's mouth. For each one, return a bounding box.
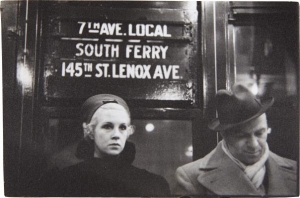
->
[244,150,261,156]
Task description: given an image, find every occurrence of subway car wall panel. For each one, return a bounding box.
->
[2,1,299,197]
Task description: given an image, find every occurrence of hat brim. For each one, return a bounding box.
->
[208,97,274,131]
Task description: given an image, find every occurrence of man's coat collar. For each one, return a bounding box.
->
[196,142,295,196]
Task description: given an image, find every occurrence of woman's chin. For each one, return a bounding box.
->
[106,149,122,156]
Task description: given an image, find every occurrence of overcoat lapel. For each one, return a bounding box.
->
[266,153,297,196]
[196,143,263,196]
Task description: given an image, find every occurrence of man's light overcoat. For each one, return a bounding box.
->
[175,142,297,196]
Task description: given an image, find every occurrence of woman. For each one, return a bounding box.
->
[39,94,170,196]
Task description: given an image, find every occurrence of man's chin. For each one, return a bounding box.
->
[241,156,260,165]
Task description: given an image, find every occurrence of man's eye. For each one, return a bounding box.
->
[235,133,245,137]
[255,129,266,136]
[255,132,263,136]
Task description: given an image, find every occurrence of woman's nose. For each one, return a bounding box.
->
[111,127,121,139]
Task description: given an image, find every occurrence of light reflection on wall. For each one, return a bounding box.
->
[17,62,32,87]
[185,145,193,157]
[250,82,258,95]
[146,84,188,100]
[129,119,192,192]
[145,123,155,132]
[234,25,298,101]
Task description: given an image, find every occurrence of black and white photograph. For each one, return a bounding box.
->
[2,1,299,197]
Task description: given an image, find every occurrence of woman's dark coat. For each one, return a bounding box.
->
[38,141,170,196]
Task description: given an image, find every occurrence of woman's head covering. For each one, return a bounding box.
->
[81,94,130,123]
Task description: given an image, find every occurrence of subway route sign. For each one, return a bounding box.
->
[42,2,199,106]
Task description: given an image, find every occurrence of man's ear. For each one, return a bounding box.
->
[83,122,94,140]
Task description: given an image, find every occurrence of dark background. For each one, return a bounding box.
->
[2,1,298,196]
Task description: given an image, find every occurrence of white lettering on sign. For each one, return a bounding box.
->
[112,64,152,79]
[78,22,172,38]
[128,24,171,37]
[95,63,110,77]
[75,43,119,58]
[153,65,180,79]
[59,21,184,81]
[61,62,181,80]
[61,62,83,77]
[84,63,93,72]
[125,45,168,59]
[78,22,123,36]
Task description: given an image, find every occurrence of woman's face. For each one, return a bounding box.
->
[88,103,131,158]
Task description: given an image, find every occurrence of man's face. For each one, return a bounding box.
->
[89,103,131,158]
[222,113,270,165]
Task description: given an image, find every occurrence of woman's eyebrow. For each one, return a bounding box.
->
[101,122,113,125]
[120,122,130,125]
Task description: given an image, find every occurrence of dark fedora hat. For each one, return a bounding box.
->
[208,84,274,131]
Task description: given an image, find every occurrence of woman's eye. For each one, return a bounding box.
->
[120,125,127,131]
[102,124,113,130]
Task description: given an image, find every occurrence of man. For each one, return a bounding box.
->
[175,84,297,196]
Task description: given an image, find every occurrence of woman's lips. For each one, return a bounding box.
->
[109,143,120,146]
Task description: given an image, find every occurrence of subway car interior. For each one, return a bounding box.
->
[2,1,299,196]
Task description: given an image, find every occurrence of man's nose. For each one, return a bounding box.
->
[246,135,259,149]
[112,127,121,139]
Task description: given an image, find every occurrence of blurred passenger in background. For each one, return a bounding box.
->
[175,84,297,196]
[37,94,170,196]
